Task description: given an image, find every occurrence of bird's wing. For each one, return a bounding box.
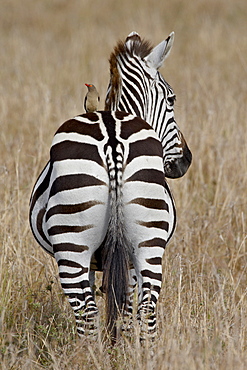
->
[84,96,88,112]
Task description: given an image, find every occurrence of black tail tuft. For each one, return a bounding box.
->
[101,224,129,341]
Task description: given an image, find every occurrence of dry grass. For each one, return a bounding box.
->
[0,0,247,368]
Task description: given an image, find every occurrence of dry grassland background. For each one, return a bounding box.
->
[0,0,247,369]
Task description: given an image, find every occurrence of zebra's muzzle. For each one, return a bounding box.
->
[164,144,192,179]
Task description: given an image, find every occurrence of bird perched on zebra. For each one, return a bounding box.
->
[84,83,100,112]
[29,32,192,343]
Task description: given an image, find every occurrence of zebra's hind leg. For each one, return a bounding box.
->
[55,250,99,338]
[72,281,99,338]
[136,253,163,341]
[137,294,158,341]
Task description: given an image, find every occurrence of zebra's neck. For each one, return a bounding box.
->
[106,58,149,119]
[105,59,173,144]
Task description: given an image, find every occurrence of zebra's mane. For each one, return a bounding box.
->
[114,33,153,60]
[105,34,153,110]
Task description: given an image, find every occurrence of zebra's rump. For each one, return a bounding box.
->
[30,110,175,258]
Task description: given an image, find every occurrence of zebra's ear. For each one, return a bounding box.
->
[144,32,174,70]
[125,31,141,51]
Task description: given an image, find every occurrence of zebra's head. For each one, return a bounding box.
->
[105,32,192,179]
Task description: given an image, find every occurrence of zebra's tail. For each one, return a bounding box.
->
[101,145,129,341]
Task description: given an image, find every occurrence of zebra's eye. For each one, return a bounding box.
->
[167,95,176,106]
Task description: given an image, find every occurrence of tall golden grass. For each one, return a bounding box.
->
[0,0,246,368]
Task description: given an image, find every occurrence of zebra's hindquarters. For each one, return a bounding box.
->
[29,110,176,340]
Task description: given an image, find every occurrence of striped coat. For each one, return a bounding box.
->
[30,111,175,339]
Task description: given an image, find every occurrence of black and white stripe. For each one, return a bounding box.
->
[30,111,175,339]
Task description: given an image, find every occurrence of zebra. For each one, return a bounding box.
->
[29,32,192,341]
